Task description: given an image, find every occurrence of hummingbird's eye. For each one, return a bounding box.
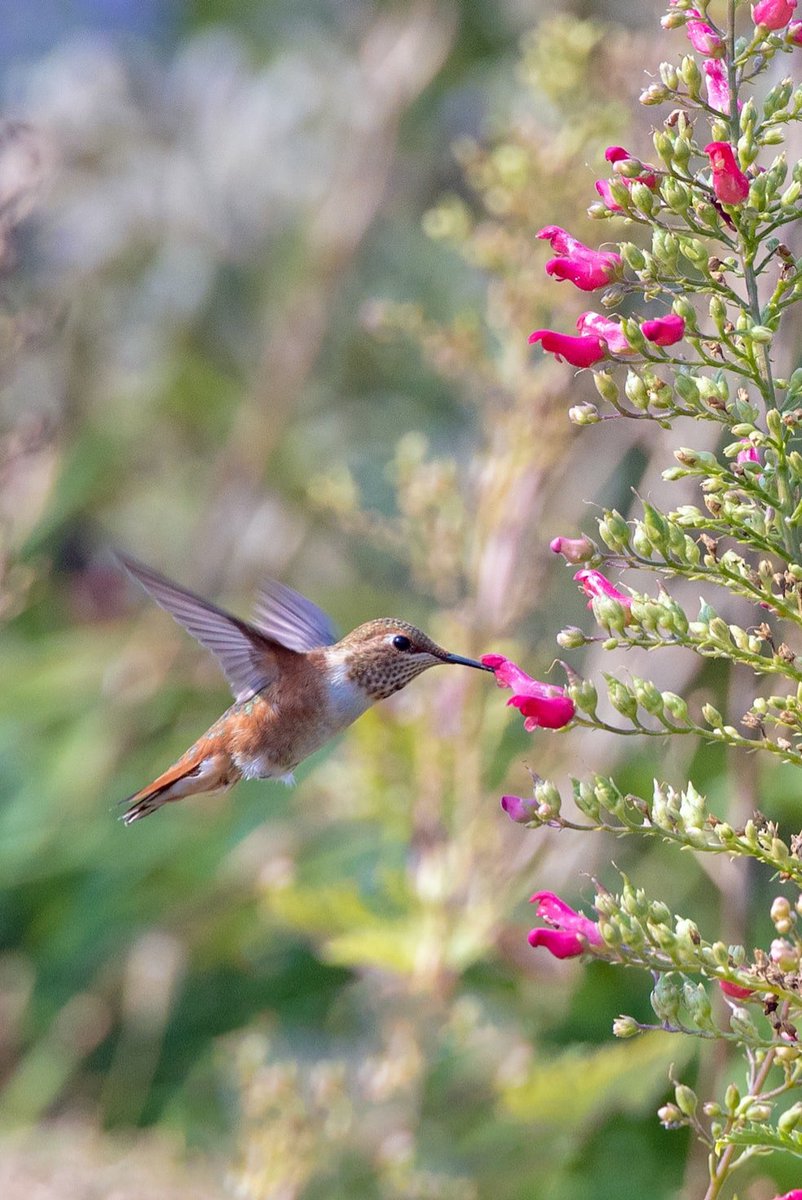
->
[392,634,412,651]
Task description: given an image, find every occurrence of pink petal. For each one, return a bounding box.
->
[640,314,685,346]
[527,928,586,958]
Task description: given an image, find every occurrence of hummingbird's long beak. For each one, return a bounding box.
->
[443,652,494,671]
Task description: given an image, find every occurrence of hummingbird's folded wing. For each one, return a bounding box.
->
[250,579,337,653]
[119,555,283,702]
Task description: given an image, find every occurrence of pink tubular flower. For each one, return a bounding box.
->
[703,60,730,113]
[705,142,750,205]
[789,19,802,41]
[772,1192,802,1200]
[719,979,756,1000]
[550,534,595,564]
[528,329,606,368]
[736,442,760,464]
[576,311,632,355]
[537,225,623,291]
[482,653,575,731]
[753,0,797,28]
[501,794,536,823]
[594,178,624,211]
[528,891,602,958]
[686,10,725,55]
[574,568,632,609]
[641,314,686,346]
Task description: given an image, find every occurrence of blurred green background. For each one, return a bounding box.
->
[0,1,797,1197]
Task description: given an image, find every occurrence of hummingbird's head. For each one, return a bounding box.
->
[334,619,492,701]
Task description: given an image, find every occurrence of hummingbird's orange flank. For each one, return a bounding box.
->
[118,555,493,824]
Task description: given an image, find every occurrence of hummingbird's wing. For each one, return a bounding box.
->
[250,579,337,652]
[119,555,283,702]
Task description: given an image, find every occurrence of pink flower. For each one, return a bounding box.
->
[686,10,725,55]
[528,891,602,958]
[705,142,750,205]
[501,794,536,823]
[482,653,575,731]
[641,314,686,346]
[736,442,760,464]
[528,329,606,368]
[772,1192,802,1200]
[703,60,730,113]
[594,178,623,211]
[788,19,802,41]
[719,979,756,1000]
[537,225,623,291]
[753,0,797,28]
[574,568,632,608]
[576,311,632,355]
[550,535,595,563]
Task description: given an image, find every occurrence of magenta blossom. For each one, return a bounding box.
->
[736,442,760,464]
[641,314,686,346]
[501,794,537,823]
[550,534,595,564]
[705,142,750,204]
[753,0,797,28]
[482,653,575,731]
[788,19,802,41]
[719,979,756,1000]
[772,1192,802,1200]
[528,891,602,958]
[703,60,730,113]
[537,225,623,291]
[576,311,631,355]
[594,178,624,211]
[528,328,606,368]
[574,568,632,609]
[686,10,725,55]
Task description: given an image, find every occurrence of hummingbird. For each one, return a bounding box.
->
[118,555,493,824]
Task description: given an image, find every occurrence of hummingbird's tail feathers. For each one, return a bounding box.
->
[121,749,239,825]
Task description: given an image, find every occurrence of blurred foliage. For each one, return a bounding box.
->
[0,0,788,1198]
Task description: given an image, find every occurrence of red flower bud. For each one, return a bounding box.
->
[640,314,686,346]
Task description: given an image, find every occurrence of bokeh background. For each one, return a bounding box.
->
[1,1,799,1197]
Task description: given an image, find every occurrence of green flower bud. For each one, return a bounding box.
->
[630,181,656,215]
[679,55,701,97]
[640,83,670,106]
[675,1084,697,1118]
[612,1015,641,1039]
[607,677,638,720]
[631,524,653,557]
[569,403,601,425]
[674,375,700,405]
[781,180,801,207]
[765,78,793,118]
[620,242,646,272]
[570,677,598,713]
[683,981,714,1029]
[661,177,691,212]
[653,129,674,163]
[642,504,670,550]
[663,692,689,723]
[745,1103,772,1122]
[573,779,600,820]
[746,325,774,344]
[651,973,681,1022]
[625,370,649,409]
[779,1103,802,1134]
[702,704,723,728]
[770,896,793,932]
[557,626,587,650]
[659,58,680,86]
[709,295,728,335]
[677,236,708,266]
[634,679,664,715]
[593,371,619,405]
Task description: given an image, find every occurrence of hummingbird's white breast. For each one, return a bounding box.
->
[321,656,373,731]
